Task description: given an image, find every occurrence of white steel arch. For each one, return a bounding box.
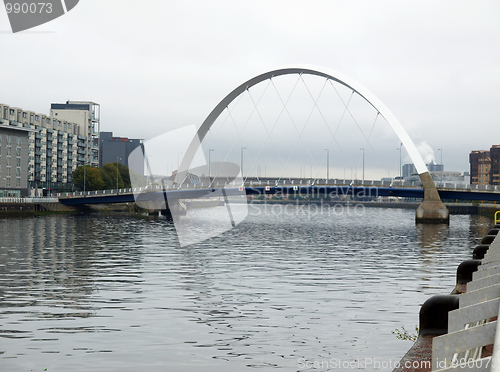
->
[178,65,428,180]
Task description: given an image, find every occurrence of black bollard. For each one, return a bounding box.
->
[473,245,490,260]
[456,259,482,285]
[481,235,497,245]
[487,228,500,236]
[419,295,459,336]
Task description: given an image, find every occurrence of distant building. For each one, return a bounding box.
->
[99,132,144,174]
[490,145,500,185]
[402,162,444,179]
[427,161,444,173]
[0,124,30,196]
[1,102,98,195]
[50,101,100,167]
[469,146,500,186]
[402,163,416,178]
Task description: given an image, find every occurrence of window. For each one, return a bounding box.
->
[6,157,11,166]
[16,168,20,176]
[6,167,10,176]
[16,148,21,156]
[3,107,7,118]
[6,136,11,144]
[6,178,10,187]
[30,114,34,124]
[16,158,20,166]
[9,109,14,116]
[17,137,21,146]
[63,123,67,131]
[35,115,40,121]
[6,147,11,156]
[16,178,20,187]
[22,112,27,119]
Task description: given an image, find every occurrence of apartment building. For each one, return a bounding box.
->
[0,124,30,197]
[50,101,100,167]
[0,101,99,195]
[470,149,492,185]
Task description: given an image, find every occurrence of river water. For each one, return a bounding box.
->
[0,204,493,371]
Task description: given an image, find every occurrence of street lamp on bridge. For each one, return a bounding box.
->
[360,147,365,184]
[398,143,402,181]
[324,148,329,181]
[241,146,246,179]
[438,148,443,184]
[208,149,214,181]
[116,156,122,193]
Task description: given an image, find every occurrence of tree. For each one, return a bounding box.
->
[72,165,105,191]
[72,163,138,191]
[100,162,132,189]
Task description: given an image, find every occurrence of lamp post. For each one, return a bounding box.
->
[116,156,122,193]
[241,146,246,178]
[398,143,402,181]
[360,147,365,184]
[324,148,329,181]
[208,149,214,181]
[83,163,86,195]
[438,148,443,184]
[483,151,486,185]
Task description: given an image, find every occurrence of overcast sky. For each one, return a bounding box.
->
[1,0,499,177]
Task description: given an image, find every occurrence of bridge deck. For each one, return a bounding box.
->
[57,183,500,206]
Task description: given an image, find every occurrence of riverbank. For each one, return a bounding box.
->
[394,215,499,372]
[0,202,138,217]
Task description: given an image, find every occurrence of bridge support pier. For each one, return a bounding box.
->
[416,171,449,224]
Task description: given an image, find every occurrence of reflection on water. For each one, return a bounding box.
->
[0,207,493,371]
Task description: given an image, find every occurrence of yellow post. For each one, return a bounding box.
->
[495,211,500,225]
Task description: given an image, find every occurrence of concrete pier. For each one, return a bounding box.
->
[416,172,449,224]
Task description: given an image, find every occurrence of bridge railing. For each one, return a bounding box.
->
[56,179,499,199]
[0,197,59,204]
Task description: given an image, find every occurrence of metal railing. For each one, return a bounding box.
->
[0,197,59,203]
[432,234,500,371]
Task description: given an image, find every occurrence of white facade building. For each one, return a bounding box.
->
[0,101,99,194]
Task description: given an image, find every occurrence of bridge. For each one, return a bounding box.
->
[57,179,500,206]
[62,66,497,224]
